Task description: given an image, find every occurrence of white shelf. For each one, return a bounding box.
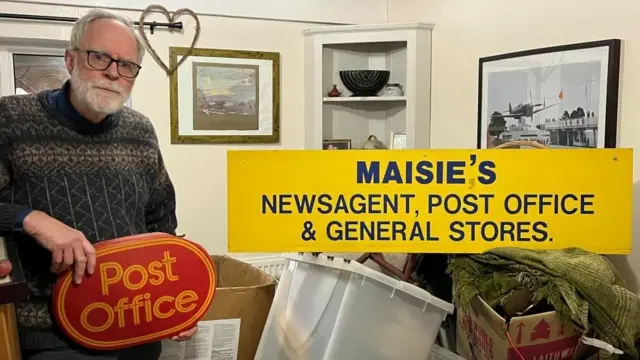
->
[323,96,407,102]
[303,23,434,150]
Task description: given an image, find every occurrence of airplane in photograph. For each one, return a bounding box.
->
[497,91,557,120]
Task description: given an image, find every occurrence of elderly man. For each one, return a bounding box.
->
[0,8,196,360]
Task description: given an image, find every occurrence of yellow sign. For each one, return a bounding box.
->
[227,149,632,254]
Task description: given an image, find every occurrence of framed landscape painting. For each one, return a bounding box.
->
[477,39,621,149]
[169,47,281,144]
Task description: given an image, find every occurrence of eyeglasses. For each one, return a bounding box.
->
[75,49,142,79]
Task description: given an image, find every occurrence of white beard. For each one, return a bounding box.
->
[70,67,128,115]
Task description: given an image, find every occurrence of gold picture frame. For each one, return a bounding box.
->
[169,47,281,144]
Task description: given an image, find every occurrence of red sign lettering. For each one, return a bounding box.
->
[53,233,216,350]
[460,313,494,359]
[507,334,581,360]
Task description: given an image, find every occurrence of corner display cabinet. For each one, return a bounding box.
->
[302,22,434,150]
[302,22,435,282]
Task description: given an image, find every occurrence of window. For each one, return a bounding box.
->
[13,53,69,95]
[0,45,132,107]
[0,45,65,96]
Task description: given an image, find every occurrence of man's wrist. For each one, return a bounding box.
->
[14,208,33,233]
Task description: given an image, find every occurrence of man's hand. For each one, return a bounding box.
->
[23,210,96,284]
[171,326,198,342]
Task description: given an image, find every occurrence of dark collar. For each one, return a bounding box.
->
[48,80,120,135]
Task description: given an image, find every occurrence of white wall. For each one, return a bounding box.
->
[7,0,388,24]
[0,0,357,256]
[388,0,640,294]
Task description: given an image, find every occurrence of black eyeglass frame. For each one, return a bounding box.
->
[74,49,142,79]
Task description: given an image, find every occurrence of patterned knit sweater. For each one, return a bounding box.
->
[0,83,178,343]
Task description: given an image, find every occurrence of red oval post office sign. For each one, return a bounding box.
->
[53,232,216,350]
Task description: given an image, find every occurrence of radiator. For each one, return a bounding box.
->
[238,255,286,279]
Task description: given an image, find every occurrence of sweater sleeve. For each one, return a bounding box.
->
[145,150,178,235]
[0,166,32,233]
[0,99,32,233]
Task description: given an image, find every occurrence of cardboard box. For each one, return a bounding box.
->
[456,296,583,360]
[202,255,276,360]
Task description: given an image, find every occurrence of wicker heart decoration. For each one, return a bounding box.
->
[138,5,201,76]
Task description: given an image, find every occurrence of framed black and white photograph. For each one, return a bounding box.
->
[477,39,621,149]
[323,139,351,150]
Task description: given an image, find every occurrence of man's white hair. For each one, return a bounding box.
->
[69,8,145,63]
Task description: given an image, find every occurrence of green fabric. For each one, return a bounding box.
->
[447,247,640,359]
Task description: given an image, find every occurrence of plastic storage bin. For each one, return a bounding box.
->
[255,253,455,360]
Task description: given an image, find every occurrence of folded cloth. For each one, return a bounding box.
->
[447,247,640,359]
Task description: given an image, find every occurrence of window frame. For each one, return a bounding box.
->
[0,45,66,96]
[0,44,132,108]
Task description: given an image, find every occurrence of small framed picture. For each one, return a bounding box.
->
[323,139,351,150]
[389,132,407,149]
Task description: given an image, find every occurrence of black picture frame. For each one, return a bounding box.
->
[323,139,352,150]
[477,39,621,149]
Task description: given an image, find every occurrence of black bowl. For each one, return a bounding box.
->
[339,70,390,97]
